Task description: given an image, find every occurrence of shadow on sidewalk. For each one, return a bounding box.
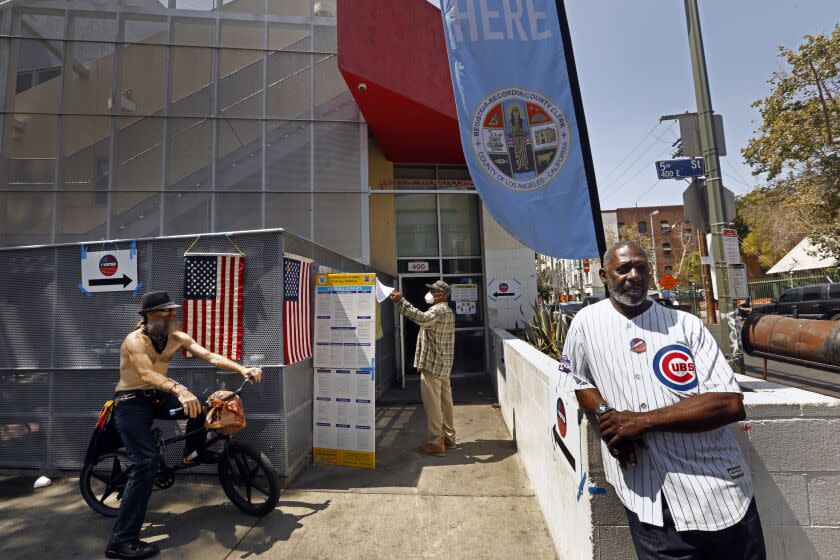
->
[292,376,517,492]
[143,498,331,555]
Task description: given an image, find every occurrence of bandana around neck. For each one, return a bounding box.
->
[143,326,168,354]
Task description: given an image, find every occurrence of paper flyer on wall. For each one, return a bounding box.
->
[312,273,377,470]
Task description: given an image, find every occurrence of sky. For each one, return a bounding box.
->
[428,0,839,211]
[564,0,839,210]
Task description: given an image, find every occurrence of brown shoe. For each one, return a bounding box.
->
[417,439,446,457]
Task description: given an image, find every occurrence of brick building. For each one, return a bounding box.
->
[615,205,698,288]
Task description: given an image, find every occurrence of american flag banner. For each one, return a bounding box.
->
[283,256,312,364]
[183,253,245,359]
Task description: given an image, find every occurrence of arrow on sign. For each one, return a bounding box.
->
[493,292,516,298]
[90,275,133,288]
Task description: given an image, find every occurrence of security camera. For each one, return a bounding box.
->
[358,83,367,92]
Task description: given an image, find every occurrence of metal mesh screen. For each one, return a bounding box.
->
[0,229,397,476]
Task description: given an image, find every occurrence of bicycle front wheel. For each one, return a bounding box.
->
[218,441,279,516]
[79,452,132,517]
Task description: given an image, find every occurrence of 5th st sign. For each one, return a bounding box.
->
[80,245,138,293]
[655,158,705,180]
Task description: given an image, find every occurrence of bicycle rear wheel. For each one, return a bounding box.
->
[218,441,279,516]
[79,452,132,517]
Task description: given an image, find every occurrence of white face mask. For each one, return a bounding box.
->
[424,292,435,305]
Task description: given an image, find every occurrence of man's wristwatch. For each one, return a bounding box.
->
[594,402,612,417]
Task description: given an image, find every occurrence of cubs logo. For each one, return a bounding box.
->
[652,344,698,391]
[472,87,571,192]
[630,338,647,354]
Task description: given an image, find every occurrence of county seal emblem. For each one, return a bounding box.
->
[471,87,571,192]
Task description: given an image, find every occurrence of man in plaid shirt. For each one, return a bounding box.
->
[390,280,456,456]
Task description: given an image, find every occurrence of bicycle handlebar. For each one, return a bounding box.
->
[168,373,255,417]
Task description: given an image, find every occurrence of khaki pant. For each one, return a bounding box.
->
[419,371,455,445]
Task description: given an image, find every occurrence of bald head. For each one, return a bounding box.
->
[603,241,649,269]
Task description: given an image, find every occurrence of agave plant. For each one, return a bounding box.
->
[516,302,574,361]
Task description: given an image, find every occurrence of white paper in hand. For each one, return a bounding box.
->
[375,277,393,303]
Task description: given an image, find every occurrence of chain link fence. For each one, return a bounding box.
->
[0,229,397,477]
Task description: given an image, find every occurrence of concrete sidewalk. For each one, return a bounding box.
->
[0,378,556,560]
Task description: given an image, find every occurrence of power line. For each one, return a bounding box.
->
[600,122,677,195]
[599,121,663,184]
[601,143,674,203]
[722,173,754,195]
[633,178,663,206]
[724,157,755,188]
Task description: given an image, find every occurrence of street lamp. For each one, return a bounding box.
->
[650,210,660,289]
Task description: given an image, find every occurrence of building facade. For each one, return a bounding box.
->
[615,204,698,287]
[0,0,541,382]
[0,0,368,262]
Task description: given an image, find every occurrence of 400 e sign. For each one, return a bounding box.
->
[655,158,704,180]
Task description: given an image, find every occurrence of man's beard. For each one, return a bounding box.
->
[145,315,179,337]
[607,279,647,307]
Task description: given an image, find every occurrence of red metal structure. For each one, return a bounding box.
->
[337,0,464,164]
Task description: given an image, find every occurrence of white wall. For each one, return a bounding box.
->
[482,205,538,330]
[493,328,840,560]
[494,329,596,560]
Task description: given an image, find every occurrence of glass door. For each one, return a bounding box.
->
[395,193,487,383]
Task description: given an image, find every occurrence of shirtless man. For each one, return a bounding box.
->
[106,291,262,560]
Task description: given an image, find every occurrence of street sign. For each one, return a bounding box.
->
[722,229,741,264]
[678,113,727,158]
[728,264,749,299]
[682,179,735,234]
[80,245,138,293]
[659,274,679,290]
[655,158,705,180]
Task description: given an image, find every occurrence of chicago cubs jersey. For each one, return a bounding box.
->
[560,299,753,531]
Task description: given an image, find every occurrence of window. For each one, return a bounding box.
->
[662,243,671,256]
[637,221,647,235]
[660,220,670,233]
[801,286,823,301]
[779,289,800,303]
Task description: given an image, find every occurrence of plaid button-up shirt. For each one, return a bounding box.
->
[398,299,455,379]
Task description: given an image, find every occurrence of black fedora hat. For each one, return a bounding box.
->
[139,291,181,315]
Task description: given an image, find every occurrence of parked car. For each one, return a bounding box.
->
[752,283,840,320]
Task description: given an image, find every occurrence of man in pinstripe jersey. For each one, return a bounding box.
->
[561,242,765,559]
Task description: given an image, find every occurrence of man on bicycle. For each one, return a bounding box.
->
[106,291,262,560]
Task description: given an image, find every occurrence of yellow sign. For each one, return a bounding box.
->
[313,448,375,470]
[316,273,375,287]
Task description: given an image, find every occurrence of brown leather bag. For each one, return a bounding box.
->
[204,390,247,436]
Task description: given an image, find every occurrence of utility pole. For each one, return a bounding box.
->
[684,0,743,372]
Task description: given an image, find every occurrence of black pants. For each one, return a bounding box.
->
[109,390,206,545]
[625,497,766,560]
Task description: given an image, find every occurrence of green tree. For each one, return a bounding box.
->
[536,268,553,303]
[741,25,840,263]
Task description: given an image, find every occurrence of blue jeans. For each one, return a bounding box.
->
[109,390,206,545]
[626,497,766,560]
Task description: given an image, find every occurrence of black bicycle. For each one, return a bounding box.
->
[80,376,279,517]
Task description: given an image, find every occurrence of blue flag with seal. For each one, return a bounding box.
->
[440,0,602,258]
